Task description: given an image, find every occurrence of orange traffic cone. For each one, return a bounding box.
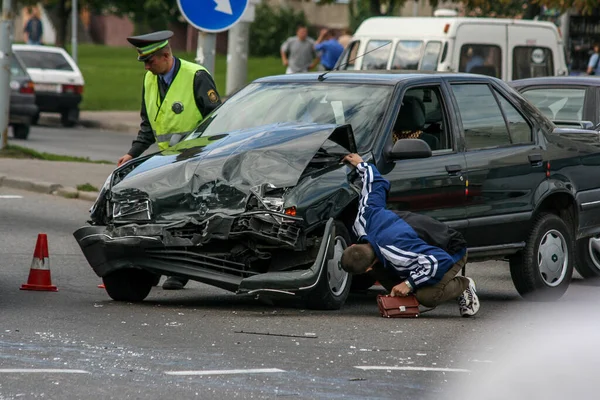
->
[20,233,58,292]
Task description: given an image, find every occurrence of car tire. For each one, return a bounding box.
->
[61,108,79,127]
[31,112,39,125]
[102,268,154,302]
[12,124,30,140]
[305,221,352,310]
[509,213,573,301]
[574,236,600,278]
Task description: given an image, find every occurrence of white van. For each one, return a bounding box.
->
[337,16,569,80]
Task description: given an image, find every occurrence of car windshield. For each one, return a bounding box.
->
[521,87,585,121]
[14,50,74,71]
[184,82,393,151]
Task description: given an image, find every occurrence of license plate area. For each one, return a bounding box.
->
[35,83,61,93]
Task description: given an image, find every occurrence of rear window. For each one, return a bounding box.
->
[459,44,502,78]
[512,47,554,80]
[521,87,585,121]
[14,50,74,71]
[10,56,27,77]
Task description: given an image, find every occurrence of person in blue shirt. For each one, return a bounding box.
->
[314,29,344,71]
[24,8,43,45]
[587,43,600,76]
[340,153,480,317]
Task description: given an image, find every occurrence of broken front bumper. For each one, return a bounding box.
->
[73,218,336,296]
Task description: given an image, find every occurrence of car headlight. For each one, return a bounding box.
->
[112,199,152,222]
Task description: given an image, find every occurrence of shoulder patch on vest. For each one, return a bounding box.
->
[207,89,219,103]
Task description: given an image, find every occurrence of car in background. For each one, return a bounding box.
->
[12,44,84,127]
[74,72,600,309]
[510,77,600,130]
[9,52,38,140]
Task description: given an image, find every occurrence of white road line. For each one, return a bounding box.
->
[165,368,285,376]
[0,369,90,374]
[0,195,23,199]
[355,366,471,373]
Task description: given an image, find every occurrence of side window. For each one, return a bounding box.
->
[391,40,423,70]
[392,86,451,152]
[495,92,533,144]
[458,44,502,78]
[513,47,554,80]
[521,87,585,121]
[421,41,442,71]
[451,84,511,150]
[338,40,360,70]
[361,40,391,70]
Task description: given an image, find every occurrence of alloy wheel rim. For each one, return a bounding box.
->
[588,236,600,271]
[537,229,568,287]
[328,236,349,296]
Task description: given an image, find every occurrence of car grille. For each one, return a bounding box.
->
[145,249,257,278]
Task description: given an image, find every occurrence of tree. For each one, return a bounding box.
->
[445,0,599,18]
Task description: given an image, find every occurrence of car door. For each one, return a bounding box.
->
[378,81,468,232]
[448,80,547,248]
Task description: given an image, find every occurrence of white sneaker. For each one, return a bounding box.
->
[458,277,480,317]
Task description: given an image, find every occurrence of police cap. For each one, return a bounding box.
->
[126,30,174,62]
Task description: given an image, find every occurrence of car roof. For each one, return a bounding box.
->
[13,44,70,56]
[510,77,600,88]
[254,71,497,85]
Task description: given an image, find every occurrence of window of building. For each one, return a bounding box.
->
[512,47,554,80]
[458,44,502,78]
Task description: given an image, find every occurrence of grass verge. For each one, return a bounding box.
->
[0,144,112,164]
[70,44,285,111]
[76,183,99,192]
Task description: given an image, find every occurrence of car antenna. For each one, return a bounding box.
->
[318,41,392,82]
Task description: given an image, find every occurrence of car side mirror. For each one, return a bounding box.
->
[389,138,432,160]
[168,134,184,147]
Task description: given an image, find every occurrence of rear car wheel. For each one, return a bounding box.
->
[31,112,39,125]
[305,221,352,310]
[102,268,154,302]
[509,213,573,301]
[574,236,600,278]
[12,124,30,140]
[61,108,79,127]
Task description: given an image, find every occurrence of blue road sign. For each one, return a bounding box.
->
[177,0,249,33]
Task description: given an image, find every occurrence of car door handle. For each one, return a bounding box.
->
[528,153,543,165]
[445,164,462,174]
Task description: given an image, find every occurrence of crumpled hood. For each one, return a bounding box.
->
[110,123,353,220]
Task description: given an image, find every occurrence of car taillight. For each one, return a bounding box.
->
[19,81,35,94]
[62,84,83,94]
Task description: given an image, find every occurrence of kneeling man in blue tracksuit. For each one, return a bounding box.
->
[341,153,480,317]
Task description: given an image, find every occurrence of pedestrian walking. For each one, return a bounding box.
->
[314,29,344,71]
[118,30,222,290]
[587,43,600,76]
[340,153,480,317]
[24,7,43,45]
[280,25,319,74]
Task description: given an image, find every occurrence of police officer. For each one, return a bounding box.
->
[118,30,222,290]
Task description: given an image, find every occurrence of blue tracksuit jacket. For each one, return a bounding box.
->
[353,162,466,289]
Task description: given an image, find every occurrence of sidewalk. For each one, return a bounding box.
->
[0,111,136,201]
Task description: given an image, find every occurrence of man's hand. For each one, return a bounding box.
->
[343,153,363,167]
[390,281,411,297]
[117,154,133,167]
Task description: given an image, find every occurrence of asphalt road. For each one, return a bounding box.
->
[10,122,158,163]
[2,190,600,399]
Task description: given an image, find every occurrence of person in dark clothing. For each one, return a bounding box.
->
[24,8,43,45]
[118,30,222,290]
[341,153,480,316]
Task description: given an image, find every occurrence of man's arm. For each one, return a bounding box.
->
[588,53,599,74]
[280,38,290,66]
[193,70,221,117]
[344,153,390,238]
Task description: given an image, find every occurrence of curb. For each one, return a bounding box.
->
[39,115,138,134]
[0,176,99,202]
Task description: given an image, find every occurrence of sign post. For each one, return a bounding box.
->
[0,0,12,150]
[177,0,251,87]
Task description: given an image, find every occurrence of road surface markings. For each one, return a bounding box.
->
[0,369,90,374]
[355,366,471,373]
[0,195,23,199]
[165,368,285,376]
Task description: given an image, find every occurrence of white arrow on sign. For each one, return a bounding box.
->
[214,0,233,15]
